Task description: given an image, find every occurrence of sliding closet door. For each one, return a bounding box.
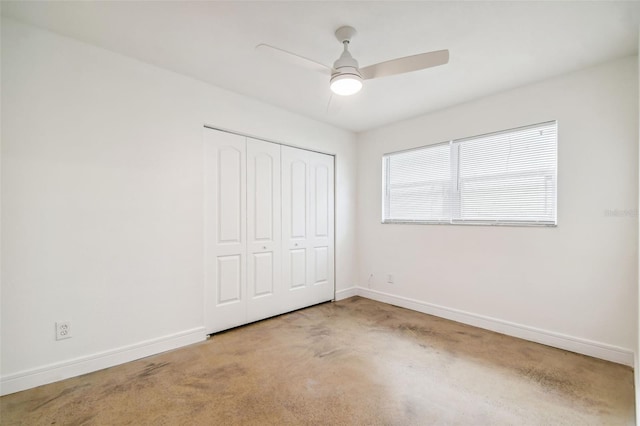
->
[246,138,282,323]
[204,130,247,333]
[282,146,334,311]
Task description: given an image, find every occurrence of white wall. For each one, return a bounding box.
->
[357,56,639,362]
[0,18,357,394]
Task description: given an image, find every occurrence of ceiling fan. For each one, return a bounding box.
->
[257,26,449,96]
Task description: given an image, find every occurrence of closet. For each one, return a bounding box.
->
[204,128,335,334]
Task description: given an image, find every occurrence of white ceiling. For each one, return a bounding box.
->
[2,1,639,133]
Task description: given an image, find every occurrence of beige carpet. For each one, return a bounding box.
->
[1,296,634,425]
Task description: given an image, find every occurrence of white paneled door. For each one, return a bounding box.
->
[204,130,246,333]
[246,138,282,323]
[282,146,335,312]
[205,129,334,334]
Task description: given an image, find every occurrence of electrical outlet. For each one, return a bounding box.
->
[387,274,394,284]
[56,321,72,340]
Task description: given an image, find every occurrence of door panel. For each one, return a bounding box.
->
[282,147,310,310]
[290,161,307,239]
[314,166,329,237]
[205,130,246,333]
[253,153,274,241]
[309,152,335,302]
[218,148,243,243]
[217,255,242,304]
[252,252,274,297]
[313,247,328,284]
[246,138,282,322]
[290,249,307,289]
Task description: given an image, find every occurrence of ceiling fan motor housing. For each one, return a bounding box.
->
[330,43,363,95]
[330,26,363,95]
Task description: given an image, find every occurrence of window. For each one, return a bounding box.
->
[382,121,557,226]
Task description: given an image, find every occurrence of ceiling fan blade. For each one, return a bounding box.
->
[325,93,345,115]
[360,49,449,80]
[256,44,332,75]
[326,93,333,114]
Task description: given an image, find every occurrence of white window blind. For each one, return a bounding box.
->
[383,142,451,222]
[382,121,557,226]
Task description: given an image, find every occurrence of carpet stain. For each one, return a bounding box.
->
[203,363,247,381]
[517,366,577,396]
[137,362,170,379]
[32,384,90,410]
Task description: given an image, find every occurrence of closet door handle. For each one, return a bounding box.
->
[262,246,267,250]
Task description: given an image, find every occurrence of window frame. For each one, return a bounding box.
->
[381,121,558,227]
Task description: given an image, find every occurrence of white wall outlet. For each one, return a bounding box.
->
[56,321,72,340]
[387,274,394,284]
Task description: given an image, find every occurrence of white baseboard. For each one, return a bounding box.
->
[335,286,359,300]
[356,287,634,366]
[1,327,206,396]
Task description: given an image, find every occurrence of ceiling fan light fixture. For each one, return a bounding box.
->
[330,38,362,96]
[330,72,362,96]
